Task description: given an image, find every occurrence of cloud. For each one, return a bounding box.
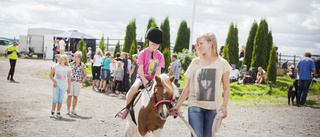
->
[0,0,319,56]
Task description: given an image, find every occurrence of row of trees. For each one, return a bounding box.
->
[112,17,191,72]
[223,19,277,84]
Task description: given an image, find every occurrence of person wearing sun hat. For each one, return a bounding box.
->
[7,40,19,83]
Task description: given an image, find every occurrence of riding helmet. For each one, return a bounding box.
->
[146,27,163,44]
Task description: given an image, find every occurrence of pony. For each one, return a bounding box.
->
[125,74,180,137]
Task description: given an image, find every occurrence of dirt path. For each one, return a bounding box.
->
[0,57,319,137]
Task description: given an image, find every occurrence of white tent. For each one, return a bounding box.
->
[54,30,96,39]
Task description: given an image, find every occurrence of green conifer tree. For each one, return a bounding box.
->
[113,41,121,58]
[266,47,277,84]
[78,38,87,63]
[174,20,190,53]
[243,21,258,68]
[99,35,105,55]
[251,19,269,70]
[144,18,157,48]
[162,48,171,73]
[160,17,170,53]
[123,19,136,53]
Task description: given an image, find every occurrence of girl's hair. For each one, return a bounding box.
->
[116,61,123,70]
[196,32,219,58]
[127,53,131,59]
[88,47,92,50]
[60,55,69,66]
[132,54,138,59]
[105,51,111,57]
[121,52,128,59]
[74,51,82,58]
[96,48,103,57]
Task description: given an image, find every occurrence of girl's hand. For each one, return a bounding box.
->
[218,105,228,118]
[129,75,131,79]
[67,88,70,94]
[53,81,57,87]
[169,105,180,116]
[142,79,150,87]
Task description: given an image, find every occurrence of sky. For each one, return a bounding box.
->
[0,0,320,57]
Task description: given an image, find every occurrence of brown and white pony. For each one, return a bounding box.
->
[125,74,179,137]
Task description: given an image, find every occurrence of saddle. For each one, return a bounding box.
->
[115,81,153,125]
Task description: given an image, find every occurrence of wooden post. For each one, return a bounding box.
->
[279,53,281,67]
[293,55,296,67]
[106,37,109,51]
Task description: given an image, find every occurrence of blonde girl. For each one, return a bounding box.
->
[113,61,124,95]
[170,32,231,137]
[92,48,103,91]
[49,54,71,118]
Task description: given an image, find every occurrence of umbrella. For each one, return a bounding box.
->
[54,30,96,39]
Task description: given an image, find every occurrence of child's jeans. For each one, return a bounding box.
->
[52,85,66,103]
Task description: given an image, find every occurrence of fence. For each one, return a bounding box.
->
[278,53,302,68]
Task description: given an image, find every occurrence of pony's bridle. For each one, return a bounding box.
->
[151,84,175,110]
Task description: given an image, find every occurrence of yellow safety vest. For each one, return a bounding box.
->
[8,45,19,60]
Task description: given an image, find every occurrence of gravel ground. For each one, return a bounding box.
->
[0,57,319,137]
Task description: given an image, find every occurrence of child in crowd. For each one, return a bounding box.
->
[117,27,165,119]
[67,51,87,115]
[100,52,115,92]
[43,46,47,61]
[113,61,124,96]
[256,67,266,84]
[92,48,103,91]
[129,54,138,85]
[49,55,71,118]
[109,62,116,96]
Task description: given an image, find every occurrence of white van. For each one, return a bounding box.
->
[0,39,12,55]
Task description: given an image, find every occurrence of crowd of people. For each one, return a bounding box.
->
[6,25,317,137]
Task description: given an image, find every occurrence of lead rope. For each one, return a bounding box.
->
[212,100,224,137]
[172,111,198,137]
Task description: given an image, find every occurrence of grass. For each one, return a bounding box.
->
[178,75,320,107]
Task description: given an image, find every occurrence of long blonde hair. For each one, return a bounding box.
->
[96,48,103,57]
[196,32,219,58]
[60,55,69,66]
[116,61,123,70]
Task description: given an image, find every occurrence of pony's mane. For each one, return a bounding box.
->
[158,74,179,98]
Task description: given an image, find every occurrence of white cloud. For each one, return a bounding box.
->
[0,0,319,57]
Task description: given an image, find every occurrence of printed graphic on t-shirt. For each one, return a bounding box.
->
[146,59,158,76]
[194,69,216,101]
[55,69,67,80]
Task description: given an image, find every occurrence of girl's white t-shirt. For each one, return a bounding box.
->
[53,64,71,90]
[184,56,231,110]
[93,55,102,67]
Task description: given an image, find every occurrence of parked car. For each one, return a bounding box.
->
[0,39,13,55]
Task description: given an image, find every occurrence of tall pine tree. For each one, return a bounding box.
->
[78,38,87,63]
[113,41,121,58]
[243,21,258,68]
[266,47,277,84]
[160,16,170,53]
[174,20,190,53]
[162,48,171,73]
[266,31,273,65]
[129,39,137,61]
[223,22,239,67]
[99,34,105,55]
[144,18,157,48]
[251,19,269,70]
[123,19,136,53]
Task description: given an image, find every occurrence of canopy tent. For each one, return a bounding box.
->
[54,30,96,39]
[54,30,96,56]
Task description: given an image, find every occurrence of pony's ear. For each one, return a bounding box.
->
[155,76,162,84]
[169,76,175,83]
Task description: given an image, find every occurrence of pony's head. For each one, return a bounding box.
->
[153,74,180,120]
